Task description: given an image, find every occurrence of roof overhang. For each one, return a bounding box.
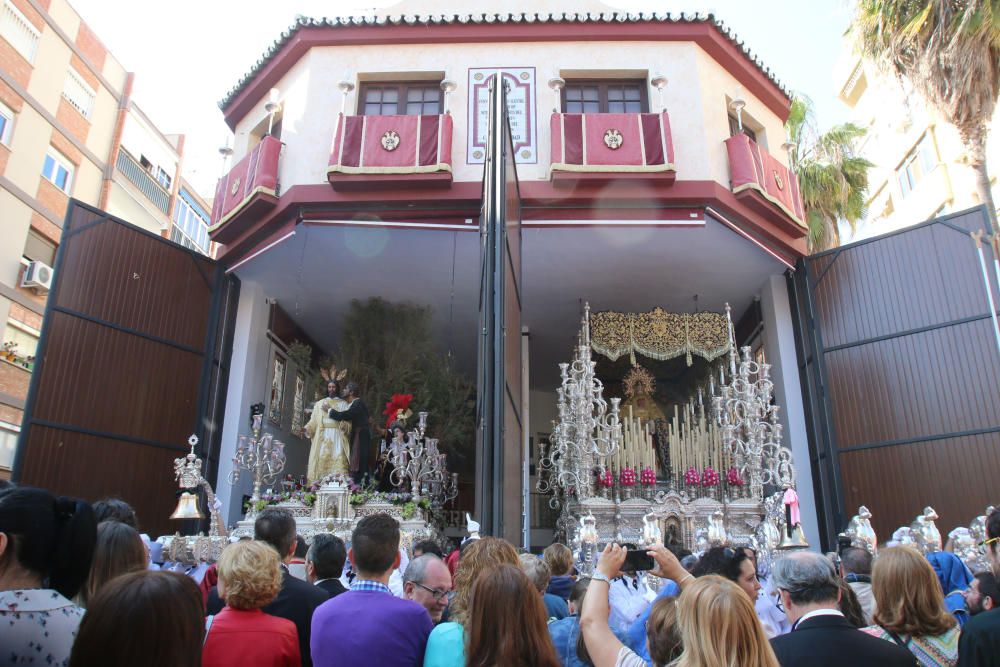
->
[220,13,793,130]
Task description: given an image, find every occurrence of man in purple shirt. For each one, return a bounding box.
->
[311,513,433,667]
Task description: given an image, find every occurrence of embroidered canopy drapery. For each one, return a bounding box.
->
[589,307,731,366]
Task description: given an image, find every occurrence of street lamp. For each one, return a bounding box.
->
[440,79,457,114]
[650,73,668,111]
[338,80,355,115]
[548,76,565,113]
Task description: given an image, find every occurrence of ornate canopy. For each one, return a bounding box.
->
[589,307,731,366]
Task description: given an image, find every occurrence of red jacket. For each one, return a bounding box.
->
[203,607,301,667]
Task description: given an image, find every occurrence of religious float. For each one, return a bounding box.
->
[536,303,808,573]
[159,403,457,562]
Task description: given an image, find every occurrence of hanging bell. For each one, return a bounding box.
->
[170,492,205,520]
[777,523,810,550]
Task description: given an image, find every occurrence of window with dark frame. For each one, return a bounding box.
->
[728,114,758,143]
[359,82,443,116]
[561,80,648,114]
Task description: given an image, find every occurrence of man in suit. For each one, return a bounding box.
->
[329,381,373,484]
[307,533,348,598]
[769,551,914,667]
[958,509,1000,665]
[207,508,328,667]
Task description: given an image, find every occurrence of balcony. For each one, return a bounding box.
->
[327,113,453,190]
[209,135,281,245]
[116,149,170,214]
[549,111,676,187]
[725,133,806,234]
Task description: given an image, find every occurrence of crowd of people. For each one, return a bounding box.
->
[2,479,1000,667]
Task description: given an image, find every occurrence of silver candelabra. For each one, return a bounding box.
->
[712,305,794,501]
[537,304,622,507]
[389,411,459,505]
[229,412,287,505]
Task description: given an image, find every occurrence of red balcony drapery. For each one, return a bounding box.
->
[725,133,805,228]
[550,111,675,175]
[328,113,453,175]
[208,135,281,239]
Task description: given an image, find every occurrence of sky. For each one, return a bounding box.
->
[69,0,856,197]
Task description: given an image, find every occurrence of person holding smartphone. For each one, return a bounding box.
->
[580,543,692,667]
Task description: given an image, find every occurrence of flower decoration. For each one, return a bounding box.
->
[620,467,637,487]
[640,466,657,486]
[684,466,701,486]
[383,393,415,430]
[702,466,720,487]
[598,469,615,488]
[726,466,744,487]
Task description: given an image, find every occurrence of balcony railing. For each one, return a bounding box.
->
[209,135,281,245]
[549,111,676,184]
[725,133,805,231]
[116,149,170,214]
[327,113,453,189]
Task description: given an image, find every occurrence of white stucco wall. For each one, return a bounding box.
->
[229,38,791,190]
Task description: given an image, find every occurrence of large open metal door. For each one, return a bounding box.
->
[14,201,239,537]
[476,75,524,542]
[792,207,1000,546]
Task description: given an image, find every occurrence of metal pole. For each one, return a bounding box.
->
[971,231,1000,359]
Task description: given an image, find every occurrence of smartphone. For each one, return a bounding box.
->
[622,549,655,572]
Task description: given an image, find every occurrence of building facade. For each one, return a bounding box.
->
[206,0,817,546]
[835,51,1000,240]
[0,0,212,478]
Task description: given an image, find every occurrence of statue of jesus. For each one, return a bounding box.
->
[304,370,352,482]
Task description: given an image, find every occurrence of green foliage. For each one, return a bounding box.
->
[287,341,321,396]
[853,0,1000,229]
[786,96,874,251]
[330,298,476,474]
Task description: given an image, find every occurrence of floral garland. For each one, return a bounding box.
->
[348,480,431,520]
[245,475,320,514]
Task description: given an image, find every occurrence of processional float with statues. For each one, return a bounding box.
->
[536,302,809,574]
[159,381,459,562]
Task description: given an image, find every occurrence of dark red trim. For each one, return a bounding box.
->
[735,189,807,238]
[550,171,676,188]
[213,179,806,268]
[642,114,665,165]
[328,171,454,190]
[211,191,279,246]
[222,22,791,129]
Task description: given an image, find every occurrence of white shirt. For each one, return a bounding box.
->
[608,575,655,633]
[795,607,844,628]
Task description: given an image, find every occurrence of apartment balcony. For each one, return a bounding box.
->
[327,113,453,190]
[725,133,805,235]
[549,111,676,187]
[116,149,170,215]
[209,135,281,245]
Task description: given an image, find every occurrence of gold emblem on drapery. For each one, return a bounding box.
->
[590,308,731,366]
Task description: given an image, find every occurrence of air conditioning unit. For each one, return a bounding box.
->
[21,260,53,292]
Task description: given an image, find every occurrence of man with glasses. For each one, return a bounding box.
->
[402,554,453,623]
[959,510,1000,666]
[964,572,1000,617]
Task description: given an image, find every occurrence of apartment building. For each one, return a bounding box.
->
[0,0,212,478]
[835,51,1000,240]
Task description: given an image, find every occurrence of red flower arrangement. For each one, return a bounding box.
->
[726,466,744,487]
[598,469,615,488]
[701,466,720,487]
[619,467,637,487]
[640,466,657,486]
[382,393,414,430]
[684,466,701,486]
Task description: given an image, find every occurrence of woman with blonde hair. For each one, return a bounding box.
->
[862,546,960,666]
[674,575,780,667]
[78,520,147,607]
[423,536,520,667]
[203,540,300,667]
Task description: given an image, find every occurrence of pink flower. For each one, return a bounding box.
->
[684,466,701,485]
[640,467,656,486]
[598,469,615,488]
[726,467,744,487]
[620,467,637,487]
[702,466,720,487]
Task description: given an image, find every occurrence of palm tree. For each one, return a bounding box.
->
[853,0,1000,232]
[786,96,873,251]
